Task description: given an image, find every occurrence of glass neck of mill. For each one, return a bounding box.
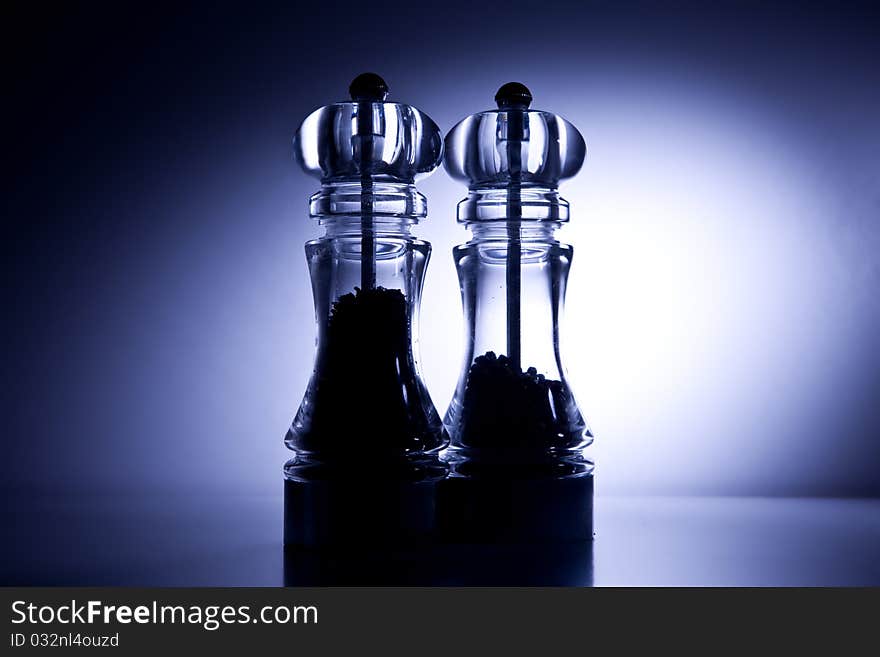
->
[467,222,562,243]
[457,185,569,225]
[311,181,425,240]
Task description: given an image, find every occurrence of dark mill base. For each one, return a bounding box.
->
[284,467,593,545]
[436,471,594,543]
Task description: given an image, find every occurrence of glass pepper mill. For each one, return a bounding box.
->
[284,74,446,547]
[438,83,594,542]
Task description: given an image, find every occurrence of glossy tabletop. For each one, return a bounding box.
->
[3,493,878,586]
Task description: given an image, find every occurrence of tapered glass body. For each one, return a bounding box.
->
[444,224,591,472]
[287,215,443,462]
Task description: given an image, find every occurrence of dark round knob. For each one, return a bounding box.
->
[495,82,532,110]
[349,72,389,102]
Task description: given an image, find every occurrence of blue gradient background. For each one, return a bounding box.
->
[2,2,879,583]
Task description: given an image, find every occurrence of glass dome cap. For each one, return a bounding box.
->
[294,73,444,184]
[444,82,586,189]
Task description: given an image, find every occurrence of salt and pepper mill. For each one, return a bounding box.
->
[284,74,447,547]
[438,83,594,542]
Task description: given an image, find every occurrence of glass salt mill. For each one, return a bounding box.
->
[439,83,594,542]
[284,74,446,547]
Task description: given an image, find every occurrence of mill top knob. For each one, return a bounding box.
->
[293,73,443,185]
[348,72,389,102]
[445,82,585,195]
[494,81,533,110]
